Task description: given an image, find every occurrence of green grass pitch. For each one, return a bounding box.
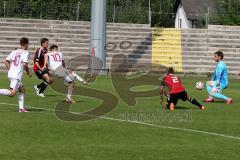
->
[0,73,240,160]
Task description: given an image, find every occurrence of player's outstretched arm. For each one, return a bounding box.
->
[24,63,32,78]
[4,60,10,70]
[35,61,43,71]
[43,54,49,69]
[62,60,66,68]
[159,85,164,105]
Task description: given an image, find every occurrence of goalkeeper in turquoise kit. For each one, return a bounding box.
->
[204,51,232,104]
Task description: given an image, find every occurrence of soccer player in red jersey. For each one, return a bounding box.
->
[160,67,205,111]
[33,38,53,97]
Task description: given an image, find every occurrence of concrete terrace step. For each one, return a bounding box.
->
[108,49,152,54]
[0,26,151,36]
[208,44,240,48]
[0,30,146,37]
[208,38,240,43]
[0,23,151,33]
[0,38,152,46]
[206,34,240,39]
[0,19,150,29]
[183,51,240,57]
[183,47,207,52]
[182,57,240,62]
[208,25,240,30]
[0,42,90,49]
[183,47,240,52]
[0,22,91,30]
[1,18,150,27]
[183,70,238,74]
[183,64,240,69]
[184,59,240,67]
[181,29,206,33]
[182,42,240,48]
[207,47,240,52]
[0,42,152,50]
[0,26,91,34]
[0,33,151,42]
[0,43,151,51]
[183,65,240,71]
[181,34,207,38]
[207,30,240,34]
[106,58,151,63]
[0,48,89,55]
[0,48,153,56]
[181,38,206,43]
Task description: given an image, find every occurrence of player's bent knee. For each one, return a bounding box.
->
[206,81,211,86]
[72,81,75,87]
[69,81,75,88]
[18,86,25,94]
[9,90,17,97]
[48,77,54,84]
[43,74,51,83]
[50,78,54,84]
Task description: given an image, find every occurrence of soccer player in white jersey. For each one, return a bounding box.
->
[44,44,87,103]
[0,37,32,112]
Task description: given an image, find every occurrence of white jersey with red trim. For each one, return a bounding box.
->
[46,51,64,71]
[6,49,29,80]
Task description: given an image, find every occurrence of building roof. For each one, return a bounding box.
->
[174,0,214,20]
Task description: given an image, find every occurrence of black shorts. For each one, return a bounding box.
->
[34,69,49,79]
[166,91,188,106]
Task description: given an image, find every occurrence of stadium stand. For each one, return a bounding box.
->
[0,18,239,74]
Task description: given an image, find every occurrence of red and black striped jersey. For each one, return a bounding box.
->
[33,48,47,72]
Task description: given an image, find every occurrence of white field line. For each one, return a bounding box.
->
[1,102,240,141]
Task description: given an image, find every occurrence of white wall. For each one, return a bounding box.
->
[175,3,193,29]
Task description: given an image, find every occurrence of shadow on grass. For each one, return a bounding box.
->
[26,108,49,112]
[210,101,226,104]
[45,94,59,97]
[164,106,199,110]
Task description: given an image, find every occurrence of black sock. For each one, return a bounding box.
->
[166,102,170,109]
[188,97,202,109]
[37,82,44,89]
[39,82,48,94]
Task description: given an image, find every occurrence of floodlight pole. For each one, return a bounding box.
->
[90,0,107,72]
[148,0,151,27]
[77,1,80,21]
[205,7,210,29]
[4,1,6,18]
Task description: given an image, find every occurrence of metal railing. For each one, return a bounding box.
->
[0,1,149,24]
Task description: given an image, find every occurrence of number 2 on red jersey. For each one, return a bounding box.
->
[171,76,179,83]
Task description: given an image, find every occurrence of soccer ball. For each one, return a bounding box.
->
[196,82,204,90]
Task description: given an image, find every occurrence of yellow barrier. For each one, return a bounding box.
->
[152,28,183,72]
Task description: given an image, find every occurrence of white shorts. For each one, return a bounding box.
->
[9,78,22,91]
[53,66,74,83]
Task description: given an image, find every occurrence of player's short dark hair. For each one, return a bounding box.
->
[50,44,58,51]
[20,37,29,46]
[41,38,49,46]
[167,67,175,74]
[215,51,224,59]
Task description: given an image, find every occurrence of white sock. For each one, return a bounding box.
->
[67,86,73,99]
[0,89,11,96]
[71,72,84,82]
[18,93,24,110]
